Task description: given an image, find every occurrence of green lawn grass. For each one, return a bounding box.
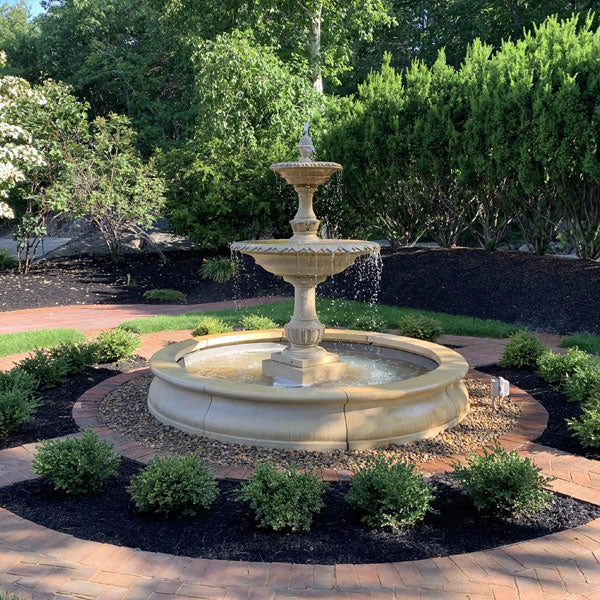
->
[0,328,87,358]
[120,299,518,339]
[560,334,600,357]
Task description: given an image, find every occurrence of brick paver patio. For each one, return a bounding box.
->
[0,302,598,599]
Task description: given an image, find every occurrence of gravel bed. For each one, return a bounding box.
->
[99,376,520,470]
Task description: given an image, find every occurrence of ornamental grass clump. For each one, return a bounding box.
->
[240,314,278,330]
[451,441,554,517]
[0,249,17,271]
[94,327,141,363]
[192,315,233,336]
[128,454,219,517]
[32,429,121,494]
[236,462,326,532]
[200,257,237,283]
[397,314,442,342]
[537,348,596,386]
[143,289,187,303]
[499,330,547,370]
[0,370,37,437]
[346,454,435,529]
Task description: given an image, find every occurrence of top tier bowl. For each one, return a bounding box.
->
[270,161,342,187]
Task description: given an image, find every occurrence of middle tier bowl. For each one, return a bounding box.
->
[231,239,381,280]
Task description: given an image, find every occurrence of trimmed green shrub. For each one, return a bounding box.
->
[568,399,600,448]
[143,289,187,303]
[192,315,233,336]
[351,314,388,332]
[563,363,600,403]
[0,250,17,271]
[538,348,597,386]
[32,429,121,494]
[94,327,141,363]
[49,342,99,375]
[397,314,442,342]
[128,454,219,517]
[451,441,554,517]
[200,257,237,283]
[16,348,71,389]
[499,330,547,370]
[236,462,326,532]
[0,370,38,437]
[240,314,278,330]
[346,455,435,529]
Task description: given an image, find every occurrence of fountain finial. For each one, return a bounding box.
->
[298,122,315,162]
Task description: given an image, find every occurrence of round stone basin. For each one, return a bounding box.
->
[184,342,432,388]
[148,329,470,451]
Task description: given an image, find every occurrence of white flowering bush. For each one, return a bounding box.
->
[0,51,46,204]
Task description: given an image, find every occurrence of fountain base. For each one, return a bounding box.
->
[262,348,347,386]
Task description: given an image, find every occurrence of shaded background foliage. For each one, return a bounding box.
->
[1,1,600,257]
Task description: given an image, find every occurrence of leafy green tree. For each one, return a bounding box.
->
[159,31,321,248]
[35,0,194,154]
[0,1,39,81]
[50,114,166,262]
[320,55,424,244]
[526,15,600,259]
[157,0,395,91]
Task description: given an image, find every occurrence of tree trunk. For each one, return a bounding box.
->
[307,5,323,93]
[506,0,520,26]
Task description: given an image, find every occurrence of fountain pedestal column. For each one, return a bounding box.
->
[262,278,347,385]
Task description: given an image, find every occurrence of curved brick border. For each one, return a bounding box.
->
[69,368,549,481]
[1,324,600,598]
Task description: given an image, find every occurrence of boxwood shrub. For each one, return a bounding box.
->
[346,454,435,528]
[0,370,38,437]
[94,327,141,363]
[32,429,121,494]
[236,462,326,532]
[499,330,547,370]
[451,441,554,517]
[397,314,442,342]
[192,315,233,336]
[128,454,219,517]
[537,348,596,386]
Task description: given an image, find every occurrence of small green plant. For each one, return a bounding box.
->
[240,314,279,330]
[236,462,326,532]
[0,249,17,271]
[499,330,547,370]
[32,429,121,494]
[143,289,187,303]
[567,398,600,448]
[49,342,99,375]
[128,454,219,517]
[346,455,435,529]
[200,257,237,283]
[0,590,23,600]
[351,313,388,332]
[563,363,600,403]
[192,315,233,336]
[397,314,442,342]
[538,348,597,386]
[0,370,38,437]
[16,348,71,389]
[451,441,554,517]
[94,327,141,363]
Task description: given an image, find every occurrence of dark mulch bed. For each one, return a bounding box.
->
[2,247,599,334]
[477,364,600,461]
[0,359,146,451]
[0,459,597,564]
[0,252,288,311]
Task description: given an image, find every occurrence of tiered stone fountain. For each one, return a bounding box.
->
[148,126,470,450]
[231,125,379,386]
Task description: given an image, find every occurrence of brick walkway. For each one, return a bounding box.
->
[0,306,598,599]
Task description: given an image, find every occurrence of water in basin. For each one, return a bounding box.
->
[184,342,432,388]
